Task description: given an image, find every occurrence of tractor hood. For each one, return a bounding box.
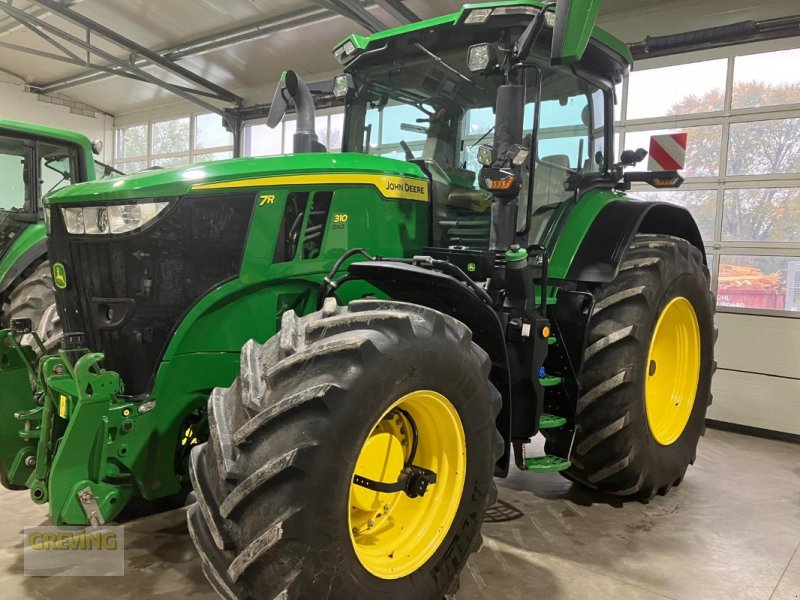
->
[44,153,427,205]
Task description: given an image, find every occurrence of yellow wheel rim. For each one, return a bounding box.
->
[348,390,466,579]
[645,296,701,445]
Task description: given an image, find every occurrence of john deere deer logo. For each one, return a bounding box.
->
[52,263,67,290]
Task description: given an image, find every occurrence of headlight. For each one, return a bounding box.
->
[333,73,354,98]
[333,40,358,63]
[467,43,498,72]
[61,201,169,235]
[464,8,493,24]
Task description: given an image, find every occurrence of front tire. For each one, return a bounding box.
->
[188,299,501,599]
[552,234,715,498]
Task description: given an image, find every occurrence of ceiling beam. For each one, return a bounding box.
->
[0,39,84,67]
[37,5,334,94]
[28,0,243,105]
[373,0,421,24]
[0,0,84,38]
[33,0,411,97]
[310,0,387,33]
[0,2,230,117]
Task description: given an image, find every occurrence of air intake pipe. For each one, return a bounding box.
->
[267,69,326,153]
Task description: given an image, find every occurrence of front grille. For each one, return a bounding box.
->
[50,193,255,395]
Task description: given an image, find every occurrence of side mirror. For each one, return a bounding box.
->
[550,0,601,65]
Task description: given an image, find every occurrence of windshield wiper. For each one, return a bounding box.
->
[413,42,483,90]
[471,126,495,148]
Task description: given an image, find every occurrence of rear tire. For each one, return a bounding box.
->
[188,299,502,599]
[549,234,715,499]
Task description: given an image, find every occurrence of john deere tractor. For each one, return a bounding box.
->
[0,119,106,347]
[0,1,714,598]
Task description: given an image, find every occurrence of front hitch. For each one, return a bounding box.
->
[0,329,40,489]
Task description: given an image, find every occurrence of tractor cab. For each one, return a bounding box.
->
[334,2,623,254]
[0,120,97,338]
[0,127,84,258]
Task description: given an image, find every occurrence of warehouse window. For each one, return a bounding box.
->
[114,113,234,173]
[626,59,727,120]
[242,109,345,157]
[727,118,800,176]
[115,124,147,173]
[619,39,800,316]
[732,48,800,109]
[195,113,233,150]
[722,188,800,242]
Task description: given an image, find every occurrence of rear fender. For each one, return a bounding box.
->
[347,261,513,477]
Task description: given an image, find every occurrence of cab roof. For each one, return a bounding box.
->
[0,118,95,157]
[334,0,632,69]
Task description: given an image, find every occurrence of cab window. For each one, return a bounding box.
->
[0,135,33,211]
[39,141,79,199]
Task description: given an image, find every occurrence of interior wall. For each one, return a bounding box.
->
[0,76,114,162]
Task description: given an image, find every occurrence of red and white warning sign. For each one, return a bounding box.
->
[648,133,687,171]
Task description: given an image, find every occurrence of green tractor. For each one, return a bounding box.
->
[0,119,107,347]
[0,1,715,598]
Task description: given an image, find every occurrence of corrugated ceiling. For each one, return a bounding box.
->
[0,0,663,115]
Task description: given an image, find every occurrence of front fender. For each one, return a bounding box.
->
[348,261,513,477]
[0,224,47,296]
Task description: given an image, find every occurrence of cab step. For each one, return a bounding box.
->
[539,375,563,387]
[538,413,567,429]
[523,455,571,473]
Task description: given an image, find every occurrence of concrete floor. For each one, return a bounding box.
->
[0,428,797,600]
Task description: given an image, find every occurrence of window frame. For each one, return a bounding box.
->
[113,112,235,172]
[619,37,800,318]
[241,107,346,158]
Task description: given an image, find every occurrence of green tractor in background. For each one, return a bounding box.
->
[0,119,111,347]
[0,1,715,598]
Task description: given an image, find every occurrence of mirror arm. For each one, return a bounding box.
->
[514,2,556,63]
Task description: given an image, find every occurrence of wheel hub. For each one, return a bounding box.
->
[645,296,701,445]
[348,390,466,580]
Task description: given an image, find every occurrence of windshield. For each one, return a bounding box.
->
[342,42,609,248]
